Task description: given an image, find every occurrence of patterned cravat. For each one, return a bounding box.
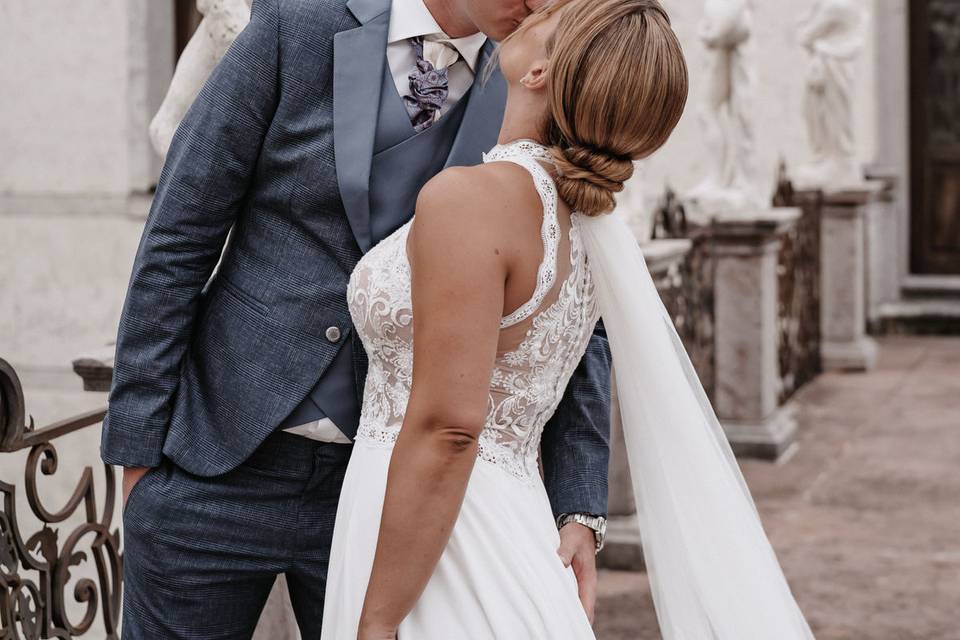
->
[403,35,459,132]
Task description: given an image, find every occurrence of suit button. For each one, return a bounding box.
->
[325,326,342,342]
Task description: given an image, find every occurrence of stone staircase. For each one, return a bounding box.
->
[873,277,960,334]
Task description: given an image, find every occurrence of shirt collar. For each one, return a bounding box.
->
[388,0,488,72]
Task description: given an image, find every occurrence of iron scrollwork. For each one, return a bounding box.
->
[773,161,823,403]
[651,188,717,401]
[0,358,120,639]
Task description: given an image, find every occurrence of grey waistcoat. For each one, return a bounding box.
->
[279,57,470,436]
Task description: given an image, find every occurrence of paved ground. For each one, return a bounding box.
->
[594,336,960,640]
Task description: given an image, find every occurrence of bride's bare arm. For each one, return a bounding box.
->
[357,167,522,638]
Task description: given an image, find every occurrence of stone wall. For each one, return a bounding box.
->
[0,1,173,196]
[0,1,173,371]
[0,200,146,371]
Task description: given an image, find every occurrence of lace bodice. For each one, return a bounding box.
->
[346,140,600,481]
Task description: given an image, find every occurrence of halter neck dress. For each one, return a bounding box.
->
[321,140,600,639]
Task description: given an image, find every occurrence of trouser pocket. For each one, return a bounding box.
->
[121,461,162,518]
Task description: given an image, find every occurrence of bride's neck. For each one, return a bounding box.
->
[497,89,548,146]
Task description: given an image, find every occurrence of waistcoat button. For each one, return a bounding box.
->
[325,326,342,342]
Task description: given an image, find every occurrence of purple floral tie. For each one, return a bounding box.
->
[403,36,454,132]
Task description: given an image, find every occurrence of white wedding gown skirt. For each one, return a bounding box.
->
[321,439,596,639]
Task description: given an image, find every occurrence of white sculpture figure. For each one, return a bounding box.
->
[149,0,253,158]
[687,0,763,222]
[794,0,866,190]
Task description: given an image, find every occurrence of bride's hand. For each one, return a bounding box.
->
[356,618,397,640]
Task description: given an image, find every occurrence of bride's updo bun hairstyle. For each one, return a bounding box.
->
[544,0,688,216]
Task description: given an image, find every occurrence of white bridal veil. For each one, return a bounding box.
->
[579,212,816,639]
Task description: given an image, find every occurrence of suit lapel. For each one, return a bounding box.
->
[334,0,391,253]
[444,41,508,169]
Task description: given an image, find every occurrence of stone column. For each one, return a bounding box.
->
[599,238,692,571]
[711,209,801,460]
[819,183,884,371]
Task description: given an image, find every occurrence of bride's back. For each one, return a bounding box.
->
[347,140,599,481]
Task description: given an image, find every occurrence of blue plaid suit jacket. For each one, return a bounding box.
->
[101,0,611,518]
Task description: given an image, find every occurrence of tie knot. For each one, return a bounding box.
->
[404,36,454,132]
[421,34,461,71]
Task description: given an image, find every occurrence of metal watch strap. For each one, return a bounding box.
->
[556,513,607,553]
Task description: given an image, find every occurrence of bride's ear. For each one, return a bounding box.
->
[520,59,550,91]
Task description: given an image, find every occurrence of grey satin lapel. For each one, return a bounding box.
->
[444,41,508,169]
[333,0,391,253]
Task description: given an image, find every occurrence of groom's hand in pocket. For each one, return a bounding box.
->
[558,524,598,624]
[122,466,152,509]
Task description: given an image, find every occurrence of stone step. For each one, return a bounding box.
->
[873,299,960,334]
[597,515,646,572]
[900,275,960,299]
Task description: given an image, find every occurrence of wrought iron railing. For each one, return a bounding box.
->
[650,191,717,401]
[650,169,821,406]
[654,228,717,401]
[773,167,823,403]
[0,359,120,639]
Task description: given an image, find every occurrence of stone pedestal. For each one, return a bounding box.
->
[712,209,801,460]
[599,239,691,571]
[600,375,647,571]
[862,168,900,331]
[820,183,884,371]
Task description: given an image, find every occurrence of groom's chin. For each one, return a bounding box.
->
[484,18,523,43]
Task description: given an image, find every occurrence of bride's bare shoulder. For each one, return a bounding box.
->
[413,163,544,246]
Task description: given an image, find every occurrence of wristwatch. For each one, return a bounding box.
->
[556,513,607,554]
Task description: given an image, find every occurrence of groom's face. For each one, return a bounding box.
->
[459,0,550,41]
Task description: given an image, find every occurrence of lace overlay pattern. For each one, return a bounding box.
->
[347,140,600,481]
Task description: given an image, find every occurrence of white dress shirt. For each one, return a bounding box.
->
[285,0,487,444]
[386,0,487,118]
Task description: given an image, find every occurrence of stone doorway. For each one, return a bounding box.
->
[909,0,960,275]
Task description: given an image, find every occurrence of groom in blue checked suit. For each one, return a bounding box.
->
[103,0,611,636]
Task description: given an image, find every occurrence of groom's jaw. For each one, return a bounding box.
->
[451,0,538,42]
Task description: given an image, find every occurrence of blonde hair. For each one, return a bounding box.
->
[509,0,689,216]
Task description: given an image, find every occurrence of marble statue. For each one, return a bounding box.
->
[794,0,866,190]
[687,0,763,222]
[149,0,252,158]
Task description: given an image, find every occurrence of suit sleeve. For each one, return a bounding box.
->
[540,320,612,518]
[100,0,281,468]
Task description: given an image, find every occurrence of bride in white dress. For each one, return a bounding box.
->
[323,1,816,639]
